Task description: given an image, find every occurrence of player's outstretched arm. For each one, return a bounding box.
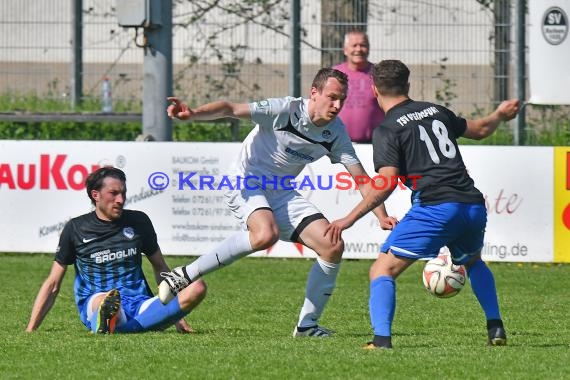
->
[344,163,399,230]
[167,97,251,122]
[325,166,399,245]
[463,98,520,140]
[25,261,67,332]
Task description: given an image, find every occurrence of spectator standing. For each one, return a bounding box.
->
[333,30,385,143]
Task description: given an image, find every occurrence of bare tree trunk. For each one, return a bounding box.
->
[321,0,368,67]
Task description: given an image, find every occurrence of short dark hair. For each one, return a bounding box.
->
[311,68,348,93]
[85,167,126,205]
[371,60,410,96]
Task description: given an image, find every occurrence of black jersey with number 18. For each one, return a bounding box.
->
[372,99,484,205]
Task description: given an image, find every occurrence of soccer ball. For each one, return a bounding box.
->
[422,254,466,298]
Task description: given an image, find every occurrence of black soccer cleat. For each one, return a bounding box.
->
[487,319,507,346]
[293,325,334,337]
[363,335,393,349]
[96,289,121,334]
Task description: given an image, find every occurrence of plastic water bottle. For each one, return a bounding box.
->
[101,77,113,113]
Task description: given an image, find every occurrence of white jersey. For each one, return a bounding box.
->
[227,97,360,181]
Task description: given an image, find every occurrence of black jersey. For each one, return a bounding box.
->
[372,99,484,205]
[55,210,159,311]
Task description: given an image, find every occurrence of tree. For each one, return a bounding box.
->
[172,0,292,102]
[320,0,369,67]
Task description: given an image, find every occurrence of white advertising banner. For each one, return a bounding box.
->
[460,146,553,262]
[0,141,554,262]
[528,1,570,104]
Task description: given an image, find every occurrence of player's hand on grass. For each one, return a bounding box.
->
[175,318,195,334]
[167,97,193,120]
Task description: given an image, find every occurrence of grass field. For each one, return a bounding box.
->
[2,253,569,379]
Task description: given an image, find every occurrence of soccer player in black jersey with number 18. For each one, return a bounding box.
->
[325,60,519,349]
[26,167,207,334]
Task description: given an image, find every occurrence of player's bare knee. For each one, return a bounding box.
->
[334,239,345,256]
[178,279,207,309]
[191,279,207,301]
[319,239,344,263]
[249,228,279,250]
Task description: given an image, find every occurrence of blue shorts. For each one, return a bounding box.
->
[381,202,486,265]
[81,292,189,333]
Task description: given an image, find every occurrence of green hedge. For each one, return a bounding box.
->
[0,121,141,141]
[0,93,568,145]
[0,93,254,141]
[0,120,256,142]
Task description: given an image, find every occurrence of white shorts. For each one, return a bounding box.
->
[224,187,325,241]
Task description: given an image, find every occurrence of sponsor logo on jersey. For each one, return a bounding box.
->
[285,147,315,162]
[91,247,138,263]
[256,100,270,109]
[396,106,439,126]
[123,227,135,240]
[322,130,332,139]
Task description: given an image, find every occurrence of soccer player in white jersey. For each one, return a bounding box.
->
[161,68,397,337]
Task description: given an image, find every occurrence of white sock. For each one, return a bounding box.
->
[182,231,254,281]
[296,257,340,328]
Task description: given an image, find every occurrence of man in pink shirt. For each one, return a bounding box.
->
[333,30,385,143]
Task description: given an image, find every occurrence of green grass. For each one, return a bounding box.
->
[2,253,569,379]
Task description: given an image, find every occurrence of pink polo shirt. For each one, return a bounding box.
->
[333,62,385,143]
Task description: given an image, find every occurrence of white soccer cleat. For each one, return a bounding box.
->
[158,267,191,304]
